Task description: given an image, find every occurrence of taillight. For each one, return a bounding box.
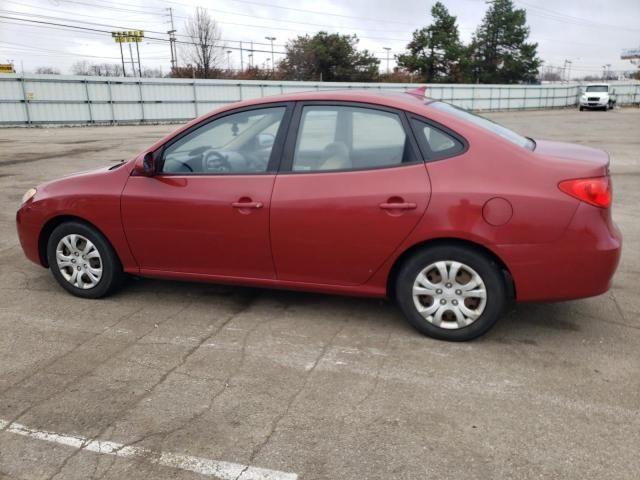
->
[558,176,611,208]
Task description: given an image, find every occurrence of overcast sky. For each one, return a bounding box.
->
[0,0,638,78]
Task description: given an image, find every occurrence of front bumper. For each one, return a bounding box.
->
[580,99,608,108]
[16,203,45,266]
[498,202,622,302]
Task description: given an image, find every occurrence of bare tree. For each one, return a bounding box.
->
[183,7,223,78]
[71,61,123,77]
[35,66,60,75]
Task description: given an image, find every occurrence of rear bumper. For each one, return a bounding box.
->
[498,203,622,302]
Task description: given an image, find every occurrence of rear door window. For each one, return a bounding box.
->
[292,105,415,172]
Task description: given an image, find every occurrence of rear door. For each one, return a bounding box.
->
[270,102,431,286]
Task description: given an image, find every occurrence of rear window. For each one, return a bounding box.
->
[429,101,535,151]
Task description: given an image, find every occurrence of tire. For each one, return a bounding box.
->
[46,221,124,298]
[394,245,507,341]
[579,106,584,111]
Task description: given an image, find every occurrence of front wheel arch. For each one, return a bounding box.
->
[387,238,515,302]
[38,215,117,268]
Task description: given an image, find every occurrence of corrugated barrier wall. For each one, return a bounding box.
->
[1,74,638,126]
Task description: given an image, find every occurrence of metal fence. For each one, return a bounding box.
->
[1,74,639,126]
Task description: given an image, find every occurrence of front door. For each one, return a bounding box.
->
[122,105,290,279]
[270,103,431,286]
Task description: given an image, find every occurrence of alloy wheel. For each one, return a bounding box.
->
[412,260,487,330]
[55,234,103,289]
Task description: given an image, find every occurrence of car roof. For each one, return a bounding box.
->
[214,89,431,115]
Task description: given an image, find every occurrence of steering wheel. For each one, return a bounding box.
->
[202,149,232,173]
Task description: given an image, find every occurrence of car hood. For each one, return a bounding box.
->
[533,140,609,176]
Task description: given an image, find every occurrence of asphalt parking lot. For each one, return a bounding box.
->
[0,107,639,480]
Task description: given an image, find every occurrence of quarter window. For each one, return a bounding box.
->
[411,119,465,159]
[161,107,285,174]
[292,106,414,172]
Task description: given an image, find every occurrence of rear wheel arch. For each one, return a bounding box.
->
[387,237,515,301]
[39,215,118,267]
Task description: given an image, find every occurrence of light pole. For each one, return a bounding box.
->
[383,47,391,74]
[265,36,276,72]
[226,50,232,71]
[563,59,572,83]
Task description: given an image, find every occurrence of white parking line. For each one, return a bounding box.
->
[0,419,297,480]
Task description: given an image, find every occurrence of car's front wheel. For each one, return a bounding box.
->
[395,245,508,341]
[47,221,124,298]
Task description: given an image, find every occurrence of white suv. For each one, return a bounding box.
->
[579,84,617,111]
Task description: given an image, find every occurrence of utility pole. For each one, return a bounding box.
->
[265,36,276,72]
[226,50,232,71]
[128,43,136,77]
[249,41,254,68]
[383,47,391,74]
[135,40,142,77]
[606,63,611,80]
[167,8,177,72]
[119,41,126,77]
[239,41,244,71]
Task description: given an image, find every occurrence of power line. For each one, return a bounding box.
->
[158,2,413,35]
[0,15,288,55]
[515,0,640,33]
[159,0,418,27]
[3,0,162,24]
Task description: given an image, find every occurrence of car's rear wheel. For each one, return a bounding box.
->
[47,221,124,298]
[395,245,507,341]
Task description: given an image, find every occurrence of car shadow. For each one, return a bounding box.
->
[116,276,586,343]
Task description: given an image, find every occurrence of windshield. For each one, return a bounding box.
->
[586,85,608,92]
[429,101,535,150]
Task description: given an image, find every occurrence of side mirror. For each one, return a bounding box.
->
[257,133,275,148]
[133,152,157,177]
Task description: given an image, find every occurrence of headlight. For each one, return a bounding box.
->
[21,188,37,205]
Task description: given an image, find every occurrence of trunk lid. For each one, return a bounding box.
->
[533,140,609,177]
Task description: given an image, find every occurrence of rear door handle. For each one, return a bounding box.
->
[232,201,263,209]
[379,202,417,210]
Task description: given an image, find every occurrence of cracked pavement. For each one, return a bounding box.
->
[0,109,639,479]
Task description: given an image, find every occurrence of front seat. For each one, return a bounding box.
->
[318,142,351,170]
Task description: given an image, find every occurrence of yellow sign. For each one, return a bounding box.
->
[111,31,144,43]
[0,64,16,73]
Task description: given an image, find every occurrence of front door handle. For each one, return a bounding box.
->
[379,202,417,210]
[232,201,263,209]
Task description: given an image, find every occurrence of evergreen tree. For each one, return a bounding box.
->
[469,0,541,83]
[397,2,465,83]
[280,32,379,82]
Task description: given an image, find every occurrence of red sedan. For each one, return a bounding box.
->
[16,89,622,341]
